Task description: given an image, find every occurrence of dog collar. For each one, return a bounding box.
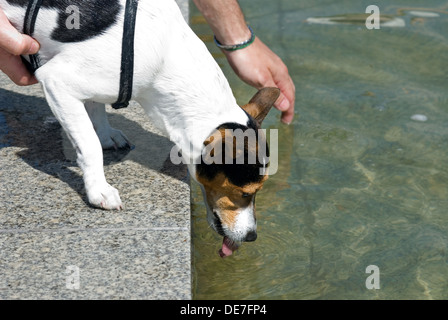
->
[21,0,138,110]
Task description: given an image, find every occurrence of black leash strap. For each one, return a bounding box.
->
[22,0,43,74]
[112,0,139,109]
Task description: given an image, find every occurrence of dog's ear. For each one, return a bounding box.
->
[242,87,281,124]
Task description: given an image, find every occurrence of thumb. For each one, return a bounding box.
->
[20,34,40,55]
[1,33,40,56]
[0,10,40,55]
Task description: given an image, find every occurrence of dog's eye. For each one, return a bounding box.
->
[242,193,252,198]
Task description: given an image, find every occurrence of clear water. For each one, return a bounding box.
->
[190,0,448,299]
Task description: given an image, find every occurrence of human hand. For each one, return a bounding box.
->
[0,9,40,85]
[223,37,295,124]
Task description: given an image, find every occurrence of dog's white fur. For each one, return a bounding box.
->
[1,0,251,211]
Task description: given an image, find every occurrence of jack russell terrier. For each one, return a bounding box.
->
[1,0,280,257]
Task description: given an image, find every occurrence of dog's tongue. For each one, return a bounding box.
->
[219,236,239,258]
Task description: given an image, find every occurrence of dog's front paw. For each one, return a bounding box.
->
[98,127,133,150]
[87,183,123,210]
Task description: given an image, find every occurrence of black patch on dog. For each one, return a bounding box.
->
[6,0,121,43]
[196,122,270,188]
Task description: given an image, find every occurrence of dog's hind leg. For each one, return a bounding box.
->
[40,79,123,210]
[85,101,133,150]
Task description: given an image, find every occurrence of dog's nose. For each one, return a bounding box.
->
[244,231,257,242]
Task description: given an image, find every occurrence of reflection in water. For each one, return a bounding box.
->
[191,0,448,299]
[306,14,405,27]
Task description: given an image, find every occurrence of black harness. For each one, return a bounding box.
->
[22,0,139,109]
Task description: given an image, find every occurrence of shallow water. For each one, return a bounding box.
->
[190,0,448,299]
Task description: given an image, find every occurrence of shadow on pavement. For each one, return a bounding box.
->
[0,88,188,207]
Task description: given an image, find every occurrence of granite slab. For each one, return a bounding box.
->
[0,0,192,300]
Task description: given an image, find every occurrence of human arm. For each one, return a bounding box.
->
[192,0,295,124]
[0,8,40,86]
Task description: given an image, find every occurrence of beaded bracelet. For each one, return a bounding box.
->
[213,26,255,51]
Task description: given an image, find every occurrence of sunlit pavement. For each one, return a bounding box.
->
[0,0,191,298]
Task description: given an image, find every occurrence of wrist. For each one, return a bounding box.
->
[214,26,255,51]
[214,23,252,44]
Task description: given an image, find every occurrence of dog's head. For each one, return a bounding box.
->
[195,88,280,257]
